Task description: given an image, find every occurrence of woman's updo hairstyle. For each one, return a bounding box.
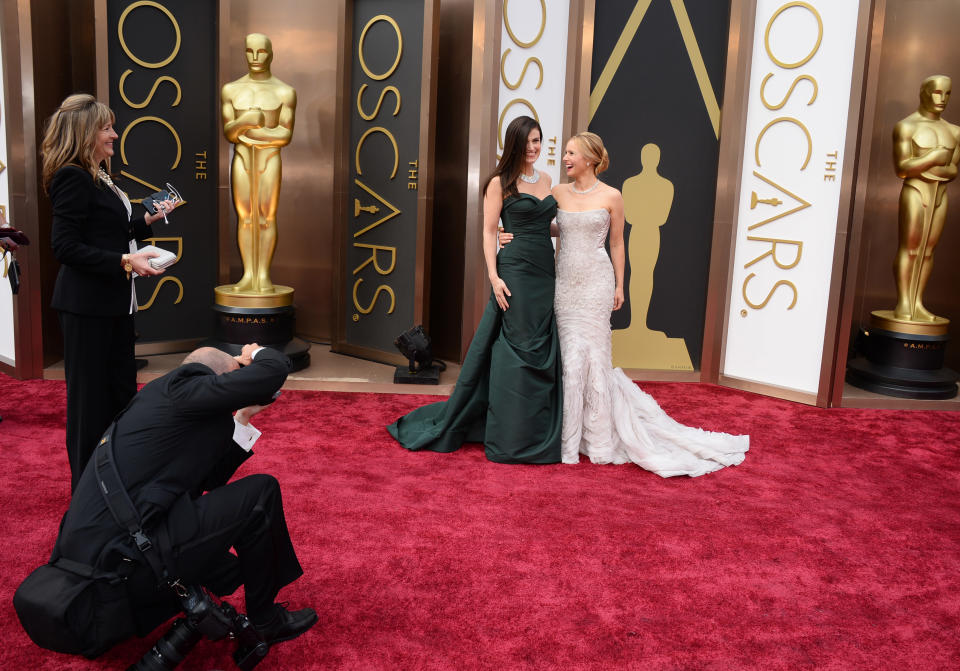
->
[571,131,609,175]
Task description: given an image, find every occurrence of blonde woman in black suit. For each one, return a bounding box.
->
[41,93,178,491]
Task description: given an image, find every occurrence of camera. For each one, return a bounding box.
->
[128,585,268,671]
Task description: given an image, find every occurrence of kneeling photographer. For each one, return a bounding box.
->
[15,343,316,667]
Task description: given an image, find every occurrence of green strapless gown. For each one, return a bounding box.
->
[387,193,562,463]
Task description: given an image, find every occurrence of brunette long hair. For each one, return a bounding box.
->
[483,115,542,199]
[40,93,114,192]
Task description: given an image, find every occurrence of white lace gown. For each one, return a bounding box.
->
[554,208,749,477]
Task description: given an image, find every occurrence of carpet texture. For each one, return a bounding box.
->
[0,373,958,670]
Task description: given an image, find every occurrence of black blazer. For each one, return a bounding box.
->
[53,346,291,572]
[50,165,152,315]
[51,347,290,635]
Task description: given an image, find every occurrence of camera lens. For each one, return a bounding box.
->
[127,618,202,671]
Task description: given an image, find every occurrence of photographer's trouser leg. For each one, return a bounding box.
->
[167,474,304,621]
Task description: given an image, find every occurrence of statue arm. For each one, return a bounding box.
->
[893,121,952,178]
[222,91,265,144]
[943,125,960,179]
[242,89,296,147]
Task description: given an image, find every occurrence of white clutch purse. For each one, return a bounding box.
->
[138,245,178,271]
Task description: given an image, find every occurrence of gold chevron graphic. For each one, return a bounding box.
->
[589,0,653,124]
[669,0,720,137]
[589,0,720,139]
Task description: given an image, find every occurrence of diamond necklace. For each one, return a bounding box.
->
[519,169,539,184]
[97,167,115,187]
[570,179,600,194]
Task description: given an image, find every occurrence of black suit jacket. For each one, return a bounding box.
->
[50,165,152,315]
[53,347,290,574]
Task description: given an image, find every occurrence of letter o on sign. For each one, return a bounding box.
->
[764,1,823,69]
[118,1,181,68]
[503,0,547,49]
[359,15,403,81]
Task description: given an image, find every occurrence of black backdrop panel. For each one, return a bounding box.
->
[107,0,218,342]
[344,1,425,355]
[590,0,730,369]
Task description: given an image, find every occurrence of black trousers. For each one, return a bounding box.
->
[164,474,304,621]
[59,311,136,491]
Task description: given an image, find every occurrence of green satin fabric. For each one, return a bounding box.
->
[387,194,562,464]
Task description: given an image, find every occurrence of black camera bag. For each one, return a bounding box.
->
[13,556,135,658]
[13,418,171,659]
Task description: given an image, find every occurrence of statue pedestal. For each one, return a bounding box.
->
[846,311,957,399]
[205,285,310,372]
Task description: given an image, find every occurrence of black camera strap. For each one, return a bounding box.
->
[93,423,174,589]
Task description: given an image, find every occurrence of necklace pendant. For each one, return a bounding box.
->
[519,169,539,184]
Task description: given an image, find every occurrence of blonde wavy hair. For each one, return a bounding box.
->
[40,93,114,192]
[571,131,610,175]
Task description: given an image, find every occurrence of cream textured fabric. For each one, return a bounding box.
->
[554,208,748,477]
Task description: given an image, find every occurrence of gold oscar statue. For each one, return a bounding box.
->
[872,74,959,335]
[216,33,297,307]
[611,143,693,370]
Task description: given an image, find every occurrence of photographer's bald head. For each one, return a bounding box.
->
[182,347,243,374]
[182,342,265,375]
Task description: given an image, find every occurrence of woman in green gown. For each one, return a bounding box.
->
[387,116,562,463]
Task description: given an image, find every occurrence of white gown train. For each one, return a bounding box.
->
[554,208,748,477]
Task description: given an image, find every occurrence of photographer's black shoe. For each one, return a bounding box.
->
[252,603,318,645]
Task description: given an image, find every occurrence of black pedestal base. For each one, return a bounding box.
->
[394,364,441,385]
[846,328,957,400]
[204,303,310,372]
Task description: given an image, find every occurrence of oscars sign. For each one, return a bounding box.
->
[335,0,437,363]
[106,0,219,343]
[497,0,570,184]
[722,0,861,395]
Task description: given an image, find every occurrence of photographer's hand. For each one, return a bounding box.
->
[234,342,261,367]
[235,404,269,426]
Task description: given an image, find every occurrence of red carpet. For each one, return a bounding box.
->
[0,373,958,670]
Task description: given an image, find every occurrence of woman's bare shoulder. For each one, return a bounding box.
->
[602,182,623,203]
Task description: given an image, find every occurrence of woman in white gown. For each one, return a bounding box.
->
[548,132,748,477]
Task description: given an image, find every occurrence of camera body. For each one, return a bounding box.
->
[180,585,235,640]
[129,585,268,671]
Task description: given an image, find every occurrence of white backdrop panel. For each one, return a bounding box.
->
[723,0,861,394]
[0,25,14,366]
[498,0,570,185]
